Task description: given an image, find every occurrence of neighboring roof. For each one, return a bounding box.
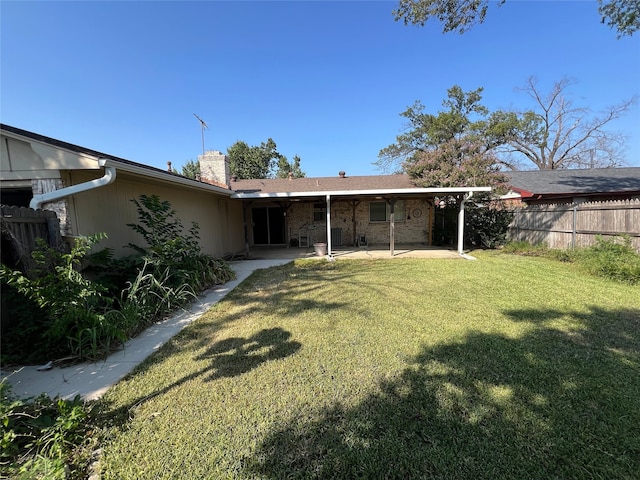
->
[506,168,640,198]
[0,124,232,195]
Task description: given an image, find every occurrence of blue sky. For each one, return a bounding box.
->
[2,1,639,177]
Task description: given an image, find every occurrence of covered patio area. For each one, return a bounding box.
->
[243,244,463,260]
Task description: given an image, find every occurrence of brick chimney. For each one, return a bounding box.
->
[199,150,230,188]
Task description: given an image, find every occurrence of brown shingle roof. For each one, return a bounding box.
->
[231,174,417,194]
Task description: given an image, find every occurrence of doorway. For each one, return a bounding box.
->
[252,206,286,245]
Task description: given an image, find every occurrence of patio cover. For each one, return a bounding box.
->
[231,179,492,257]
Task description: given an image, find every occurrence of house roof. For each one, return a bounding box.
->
[2,124,492,199]
[505,168,640,198]
[0,124,232,195]
[230,174,491,199]
[231,174,416,193]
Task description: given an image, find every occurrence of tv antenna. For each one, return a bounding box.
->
[193,113,208,156]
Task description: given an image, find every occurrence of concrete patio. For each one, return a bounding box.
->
[246,244,463,260]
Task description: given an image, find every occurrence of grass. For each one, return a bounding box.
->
[96,252,640,479]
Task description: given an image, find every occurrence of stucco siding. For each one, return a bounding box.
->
[1,133,99,181]
[67,170,244,258]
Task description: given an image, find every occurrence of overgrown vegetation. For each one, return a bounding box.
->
[1,195,234,365]
[0,381,95,479]
[503,235,640,284]
[0,235,125,363]
[1,194,235,477]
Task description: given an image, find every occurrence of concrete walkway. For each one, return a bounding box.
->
[1,259,293,401]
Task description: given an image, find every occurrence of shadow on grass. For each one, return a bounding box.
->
[245,306,640,479]
[101,327,301,428]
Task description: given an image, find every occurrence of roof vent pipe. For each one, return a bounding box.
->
[30,158,116,210]
[339,171,346,178]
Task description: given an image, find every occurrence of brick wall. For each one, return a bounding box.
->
[283,198,432,246]
[31,178,72,236]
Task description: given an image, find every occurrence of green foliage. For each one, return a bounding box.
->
[600,0,640,37]
[117,261,196,332]
[127,194,235,294]
[180,159,200,179]
[1,381,91,479]
[378,86,508,190]
[275,154,306,179]
[577,235,640,284]
[465,204,514,249]
[393,0,501,33]
[0,235,126,362]
[227,138,282,179]
[393,0,638,37]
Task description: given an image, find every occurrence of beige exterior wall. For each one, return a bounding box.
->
[1,133,100,183]
[247,198,433,246]
[66,170,244,258]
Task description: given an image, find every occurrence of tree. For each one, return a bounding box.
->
[494,76,636,170]
[227,138,282,179]
[377,85,508,190]
[180,159,200,180]
[275,154,306,179]
[393,0,639,37]
[404,138,507,190]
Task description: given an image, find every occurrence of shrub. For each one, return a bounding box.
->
[465,205,514,249]
[126,194,235,292]
[0,235,126,362]
[577,236,640,284]
[0,381,94,479]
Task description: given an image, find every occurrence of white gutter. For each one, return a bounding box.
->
[30,159,116,210]
[457,191,474,258]
[232,186,492,200]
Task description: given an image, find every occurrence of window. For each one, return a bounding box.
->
[313,203,326,222]
[369,200,404,222]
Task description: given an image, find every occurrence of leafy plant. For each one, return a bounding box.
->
[0,234,126,362]
[127,194,235,292]
[465,204,514,249]
[1,380,93,479]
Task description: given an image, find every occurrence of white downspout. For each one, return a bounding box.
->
[30,159,116,210]
[457,191,474,258]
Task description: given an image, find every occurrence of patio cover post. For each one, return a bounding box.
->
[457,191,474,255]
[389,199,395,256]
[326,194,332,256]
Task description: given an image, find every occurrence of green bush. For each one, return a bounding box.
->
[465,205,514,249]
[0,235,126,362]
[0,381,94,479]
[126,194,235,293]
[577,236,640,284]
[1,195,235,365]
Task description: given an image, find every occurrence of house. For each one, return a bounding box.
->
[504,168,640,251]
[1,124,244,258]
[1,124,490,258]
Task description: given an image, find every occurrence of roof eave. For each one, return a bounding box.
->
[231,186,492,199]
[108,159,233,196]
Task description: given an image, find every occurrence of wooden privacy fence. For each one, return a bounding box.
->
[1,205,64,270]
[507,197,640,252]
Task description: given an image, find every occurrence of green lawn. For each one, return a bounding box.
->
[97,252,640,479]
